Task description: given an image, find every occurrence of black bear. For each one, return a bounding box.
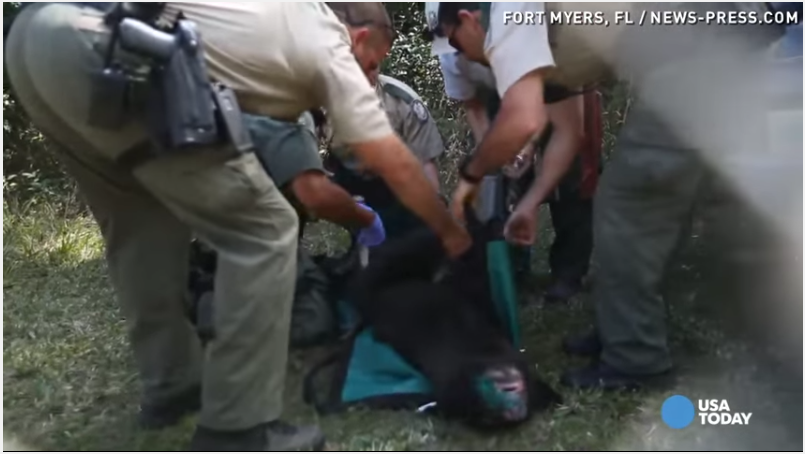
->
[347,209,562,429]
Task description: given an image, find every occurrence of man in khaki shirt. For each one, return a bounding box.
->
[5,2,469,451]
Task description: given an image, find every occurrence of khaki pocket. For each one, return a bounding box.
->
[224,152,280,203]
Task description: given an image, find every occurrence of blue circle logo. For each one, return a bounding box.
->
[662,395,695,429]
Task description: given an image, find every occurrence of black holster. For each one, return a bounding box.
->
[88,3,252,156]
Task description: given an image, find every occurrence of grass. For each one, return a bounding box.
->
[3,200,802,451]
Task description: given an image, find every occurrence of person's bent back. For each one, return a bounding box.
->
[164,2,468,256]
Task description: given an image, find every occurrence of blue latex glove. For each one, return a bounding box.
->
[356,202,386,247]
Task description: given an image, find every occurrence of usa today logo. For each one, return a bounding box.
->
[661,395,753,429]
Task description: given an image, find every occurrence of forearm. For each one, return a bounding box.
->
[354,136,458,238]
[290,174,375,229]
[310,195,376,230]
[423,161,441,192]
[465,106,548,179]
[519,130,582,212]
[380,155,455,236]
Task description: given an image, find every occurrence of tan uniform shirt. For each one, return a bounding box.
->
[161,2,393,145]
[333,74,444,173]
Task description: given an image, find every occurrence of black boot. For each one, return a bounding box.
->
[562,329,602,357]
[560,361,673,391]
[188,420,326,451]
[139,384,202,430]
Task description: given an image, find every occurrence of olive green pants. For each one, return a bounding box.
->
[592,104,704,375]
[6,3,298,430]
[593,49,768,374]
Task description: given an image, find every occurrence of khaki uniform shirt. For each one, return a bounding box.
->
[333,74,444,173]
[161,2,393,145]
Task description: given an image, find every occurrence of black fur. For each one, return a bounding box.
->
[347,210,562,429]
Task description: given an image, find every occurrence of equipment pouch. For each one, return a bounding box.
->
[212,83,253,154]
[122,18,219,151]
[102,6,251,155]
[157,23,219,149]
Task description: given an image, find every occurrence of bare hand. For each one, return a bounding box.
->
[504,207,538,246]
[450,179,480,223]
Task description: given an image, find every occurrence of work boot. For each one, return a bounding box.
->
[187,420,326,451]
[562,329,602,357]
[544,278,582,303]
[139,384,201,430]
[560,361,673,391]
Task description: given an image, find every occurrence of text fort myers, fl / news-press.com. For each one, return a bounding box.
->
[503,9,801,28]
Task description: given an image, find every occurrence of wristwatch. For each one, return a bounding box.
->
[458,155,483,184]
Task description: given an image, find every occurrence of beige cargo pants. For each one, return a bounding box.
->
[5,3,298,430]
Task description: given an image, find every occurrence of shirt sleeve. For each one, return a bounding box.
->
[297,111,317,136]
[485,2,555,99]
[300,11,394,145]
[438,53,478,101]
[399,99,445,163]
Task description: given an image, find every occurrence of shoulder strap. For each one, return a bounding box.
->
[378,75,420,104]
[381,83,414,105]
